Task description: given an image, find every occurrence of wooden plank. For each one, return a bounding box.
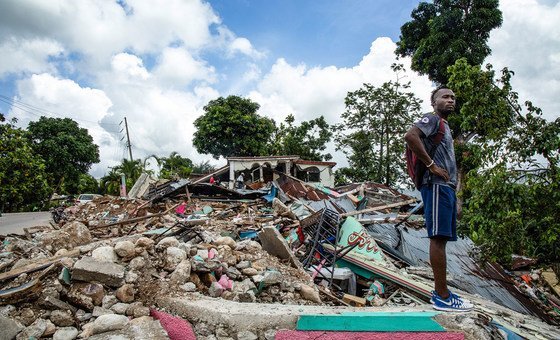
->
[341,199,417,217]
[296,312,444,332]
[342,293,366,307]
[0,249,79,282]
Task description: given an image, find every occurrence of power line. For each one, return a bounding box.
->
[0,94,121,130]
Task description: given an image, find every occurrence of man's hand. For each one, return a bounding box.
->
[428,164,450,182]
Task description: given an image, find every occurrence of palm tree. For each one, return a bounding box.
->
[100,168,121,195]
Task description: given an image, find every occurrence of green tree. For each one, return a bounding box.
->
[268,114,332,161]
[100,168,121,196]
[193,96,275,158]
[335,65,422,186]
[396,0,502,85]
[448,60,560,264]
[77,173,99,194]
[27,116,100,194]
[191,160,216,174]
[115,158,143,189]
[158,152,193,179]
[0,117,51,212]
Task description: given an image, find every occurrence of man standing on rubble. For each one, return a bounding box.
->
[404,86,473,312]
[236,173,245,189]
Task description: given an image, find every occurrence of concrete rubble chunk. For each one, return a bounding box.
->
[237,330,258,340]
[213,236,237,249]
[0,316,24,340]
[53,327,79,340]
[156,237,180,250]
[110,302,130,315]
[258,226,302,269]
[91,246,118,263]
[299,284,321,303]
[165,246,187,270]
[90,314,129,335]
[16,318,48,340]
[115,284,135,303]
[72,257,125,287]
[50,309,74,327]
[43,319,57,337]
[170,259,192,285]
[92,306,114,317]
[114,241,136,259]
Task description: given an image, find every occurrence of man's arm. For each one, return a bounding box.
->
[404,126,450,182]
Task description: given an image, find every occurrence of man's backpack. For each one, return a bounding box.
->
[406,118,445,189]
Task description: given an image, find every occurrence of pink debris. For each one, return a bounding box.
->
[150,308,196,340]
[218,274,233,290]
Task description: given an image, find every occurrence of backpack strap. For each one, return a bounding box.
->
[431,118,445,145]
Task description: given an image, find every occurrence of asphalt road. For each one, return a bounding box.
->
[0,211,52,235]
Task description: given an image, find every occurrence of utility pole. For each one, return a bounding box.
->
[124,117,133,161]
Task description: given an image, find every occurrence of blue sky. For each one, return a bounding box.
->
[0,0,558,177]
[208,0,419,67]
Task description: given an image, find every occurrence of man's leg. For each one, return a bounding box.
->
[430,237,448,298]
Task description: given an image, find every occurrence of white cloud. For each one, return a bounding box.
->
[152,47,216,87]
[251,38,432,126]
[486,0,560,120]
[1,0,558,179]
[0,37,64,77]
[111,53,150,82]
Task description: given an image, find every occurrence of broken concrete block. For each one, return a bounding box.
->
[170,259,192,285]
[135,237,155,249]
[208,282,225,297]
[156,237,179,250]
[91,246,118,263]
[237,330,258,340]
[102,295,118,309]
[262,270,283,286]
[110,302,129,315]
[258,226,302,269]
[242,267,258,276]
[16,318,48,340]
[128,256,147,271]
[50,309,74,327]
[92,306,114,317]
[0,316,24,340]
[80,282,105,306]
[214,236,236,249]
[72,257,125,287]
[179,282,197,292]
[115,284,135,303]
[53,326,79,340]
[299,284,321,303]
[165,247,187,270]
[43,320,57,337]
[90,314,129,335]
[114,241,136,259]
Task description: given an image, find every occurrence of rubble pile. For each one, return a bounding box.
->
[1,176,559,339]
[0,195,321,339]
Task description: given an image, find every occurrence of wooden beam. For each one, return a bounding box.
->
[0,249,80,282]
[340,199,417,217]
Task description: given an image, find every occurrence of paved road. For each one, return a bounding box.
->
[0,211,52,235]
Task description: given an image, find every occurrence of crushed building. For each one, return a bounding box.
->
[0,168,559,339]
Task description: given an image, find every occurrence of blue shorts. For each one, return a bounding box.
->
[420,184,457,241]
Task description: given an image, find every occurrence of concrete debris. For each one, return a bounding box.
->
[0,182,558,340]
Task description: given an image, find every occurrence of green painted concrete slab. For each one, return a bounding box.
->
[296,312,444,332]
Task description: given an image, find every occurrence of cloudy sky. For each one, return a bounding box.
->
[0,0,558,178]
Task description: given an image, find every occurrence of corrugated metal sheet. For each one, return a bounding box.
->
[364,222,547,319]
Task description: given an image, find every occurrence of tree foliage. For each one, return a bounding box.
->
[396,0,502,85]
[192,160,216,174]
[156,152,193,179]
[193,96,275,159]
[268,114,332,161]
[335,65,422,186]
[100,159,143,196]
[27,116,100,194]
[0,117,51,212]
[449,60,560,264]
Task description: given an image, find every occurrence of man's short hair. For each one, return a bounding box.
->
[431,85,451,104]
